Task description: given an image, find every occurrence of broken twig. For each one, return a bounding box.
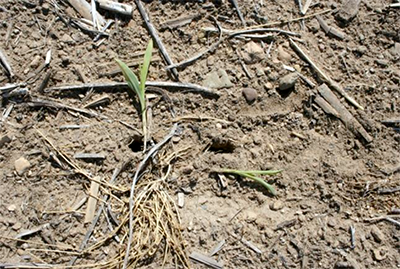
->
[135,0,179,80]
[47,81,220,98]
[290,38,363,110]
[0,48,14,79]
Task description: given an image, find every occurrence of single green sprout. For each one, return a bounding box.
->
[219,169,282,196]
[115,39,153,151]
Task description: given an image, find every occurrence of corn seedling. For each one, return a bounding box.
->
[219,169,282,195]
[115,39,153,151]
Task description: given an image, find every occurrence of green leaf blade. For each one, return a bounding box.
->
[115,59,141,97]
[140,39,153,93]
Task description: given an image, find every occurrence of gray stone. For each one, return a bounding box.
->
[264,82,273,91]
[277,45,292,62]
[270,200,284,211]
[242,88,258,103]
[0,135,11,148]
[203,70,233,89]
[375,59,388,67]
[370,226,385,243]
[242,41,265,64]
[327,218,337,228]
[14,157,30,175]
[335,261,354,269]
[309,19,320,32]
[335,0,361,25]
[389,43,400,57]
[279,73,298,91]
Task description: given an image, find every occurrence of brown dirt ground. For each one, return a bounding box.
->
[1,0,400,268]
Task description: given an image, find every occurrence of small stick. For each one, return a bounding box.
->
[69,166,123,266]
[1,104,14,123]
[246,9,332,29]
[165,17,223,70]
[96,0,133,16]
[67,0,105,26]
[209,239,226,256]
[123,124,178,269]
[90,0,98,30]
[366,216,400,228]
[83,95,111,108]
[84,177,100,223]
[230,0,246,26]
[297,0,303,14]
[135,0,179,81]
[301,0,313,15]
[204,27,300,37]
[236,49,252,79]
[0,83,23,93]
[349,225,355,249]
[160,14,200,31]
[189,251,223,269]
[316,15,345,40]
[289,38,363,110]
[314,95,340,117]
[25,98,108,119]
[0,48,14,79]
[318,84,372,143]
[47,81,220,98]
[5,21,13,48]
[37,69,53,93]
[93,20,114,42]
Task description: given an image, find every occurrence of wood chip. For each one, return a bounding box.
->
[316,16,345,40]
[74,153,106,160]
[189,251,223,269]
[209,239,226,256]
[84,95,111,108]
[177,192,184,208]
[314,95,340,118]
[289,39,362,110]
[0,47,14,79]
[84,177,100,223]
[318,84,373,143]
[96,0,133,16]
[160,14,200,30]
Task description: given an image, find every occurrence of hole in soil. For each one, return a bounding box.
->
[209,138,235,153]
[277,87,294,98]
[128,135,144,152]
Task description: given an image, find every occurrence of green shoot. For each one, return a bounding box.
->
[219,169,282,196]
[115,39,153,151]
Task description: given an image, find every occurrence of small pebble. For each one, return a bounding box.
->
[371,226,385,243]
[264,82,273,91]
[242,88,258,103]
[7,204,17,211]
[327,218,337,228]
[12,222,22,230]
[14,157,31,175]
[375,59,388,67]
[270,200,284,211]
[279,73,298,91]
[334,261,355,269]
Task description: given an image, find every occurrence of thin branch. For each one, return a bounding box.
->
[230,0,246,26]
[135,0,179,81]
[69,165,124,266]
[289,38,363,110]
[47,81,220,98]
[165,17,223,70]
